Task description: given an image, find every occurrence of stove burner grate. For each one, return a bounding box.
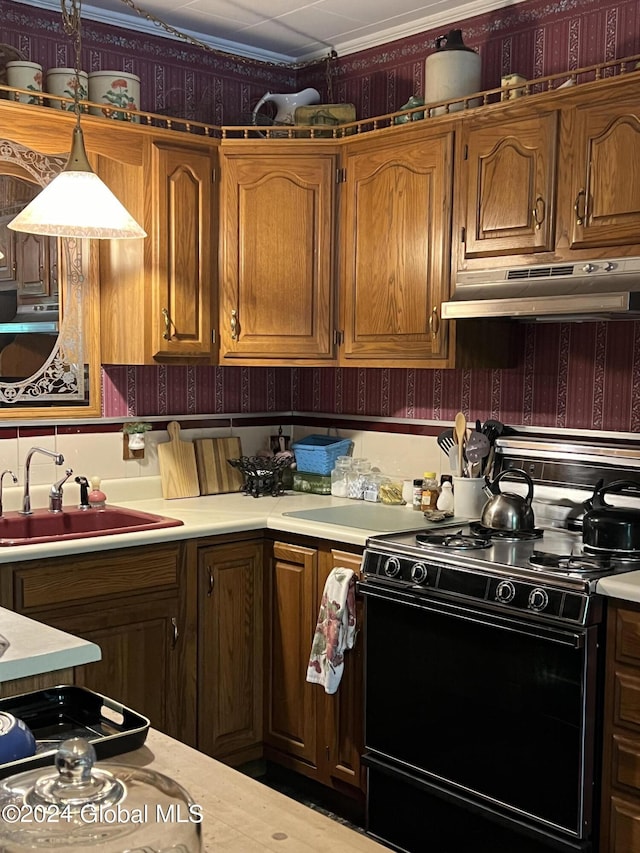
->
[416,531,492,550]
[469,522,544,542]
[529,550,611,572]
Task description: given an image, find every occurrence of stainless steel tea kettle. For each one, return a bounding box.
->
[481,468,535,531]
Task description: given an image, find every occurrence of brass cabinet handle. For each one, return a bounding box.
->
[429,306,440,338]
[207,567,214,597]
[162,307,171,340]
[230,309,238,341]
[532,196,546,230]
[574,189,586,226]
[171,616,179,650]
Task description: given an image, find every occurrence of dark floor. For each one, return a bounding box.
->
[250,762,367,834]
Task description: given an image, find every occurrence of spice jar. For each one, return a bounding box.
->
[421,472,440,512]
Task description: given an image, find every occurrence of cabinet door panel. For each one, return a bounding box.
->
[461,112,557,259]
[152,142,214,360]
[220,153,335,360]
[341,130,452,362]
[47,599,183,738]
[319,548,364,793]
[264,542,317,764]
[569,98,640,249]
[198,540,263,760]
[608,795,640,853]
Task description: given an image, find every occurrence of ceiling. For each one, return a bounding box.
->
[30,0,525,64]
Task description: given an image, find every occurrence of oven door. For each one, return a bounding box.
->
[360,581,601,850]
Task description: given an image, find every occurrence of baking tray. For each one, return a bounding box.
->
[0,684,150,779]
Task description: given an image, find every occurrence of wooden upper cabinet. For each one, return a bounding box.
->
[151,141,215,361]
[339,126,454,365]
[564,93,640,251]
[458,111,557,262]
[219,146,336,363]
[99,129,217,365]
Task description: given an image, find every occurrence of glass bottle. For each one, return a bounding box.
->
[421,471,440,512]
[330,455,352,497]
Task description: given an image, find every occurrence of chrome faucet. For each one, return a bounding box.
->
[0,469,17,518]
[20,447,64,515]
[49,468,73,513]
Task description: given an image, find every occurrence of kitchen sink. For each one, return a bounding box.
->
[0,506,183,546]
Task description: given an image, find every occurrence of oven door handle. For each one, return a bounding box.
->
[359,583,585,648]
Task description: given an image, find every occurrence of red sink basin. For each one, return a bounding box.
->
[0,506,183,546]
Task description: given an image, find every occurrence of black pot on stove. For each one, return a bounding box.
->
[583,479,640,555]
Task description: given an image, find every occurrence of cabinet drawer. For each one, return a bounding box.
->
[612,733,640,793]
[616,608,640,665]
[614,668,640,732]
[11,544,181,612]
[608,795,640,852]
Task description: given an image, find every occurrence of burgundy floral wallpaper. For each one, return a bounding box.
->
[104,319,640,433]
[4,0,640,434]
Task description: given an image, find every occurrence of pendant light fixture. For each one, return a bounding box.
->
[8,0,146,239]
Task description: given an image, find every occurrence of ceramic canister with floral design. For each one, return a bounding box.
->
[88,71,140,122]
[45,68,88,111]
[6,61,42,105]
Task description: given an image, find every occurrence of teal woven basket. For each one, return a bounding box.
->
[291,435,353,475]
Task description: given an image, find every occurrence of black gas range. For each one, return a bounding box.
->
[361,521,637,629]
[360,437,640,853]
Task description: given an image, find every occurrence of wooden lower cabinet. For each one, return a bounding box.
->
[0,542,198,745]
[264,538,365,797]
[195,537,263,765]
[601,600,640,853]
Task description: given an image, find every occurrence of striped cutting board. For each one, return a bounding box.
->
[194,437,244,495]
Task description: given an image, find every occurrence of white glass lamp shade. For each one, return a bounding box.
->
[8,126,146,239]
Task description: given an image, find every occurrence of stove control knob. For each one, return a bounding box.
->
[383,557,401,578]
[410,562,429,584]
[496,580,516,604]
[528,587,549,612]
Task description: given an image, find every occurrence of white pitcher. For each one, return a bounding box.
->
[252,87,320,125]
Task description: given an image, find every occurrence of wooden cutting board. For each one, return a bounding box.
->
[194,437,244,495]
[157,422,200,499]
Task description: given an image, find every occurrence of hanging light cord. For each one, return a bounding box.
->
[61,0,82,128]
[115,0,337,72]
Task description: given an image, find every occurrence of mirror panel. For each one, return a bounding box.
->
[0,137,100,416]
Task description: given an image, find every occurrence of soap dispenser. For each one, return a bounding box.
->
[88,476,106,508]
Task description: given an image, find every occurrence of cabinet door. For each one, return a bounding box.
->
[607,795,640,853]
[264,541,318,766]
[55,597,188,740]
[0,215,16,283]
[220,151,335,361]
[567,95,640,249]
[318,548,365,794]
[197,540,263,763]
[151,141,215,361]
[340,128,453,363]
[2,542,197,745]
[458,112,557,260]
[14,232,56,298]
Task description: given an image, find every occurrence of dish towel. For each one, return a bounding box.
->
[306,567,357,695]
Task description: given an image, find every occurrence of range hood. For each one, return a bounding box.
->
[441,257,640,321]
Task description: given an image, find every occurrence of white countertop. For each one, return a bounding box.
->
[0,480,636,602]
[120,728,385,852]
[0,488,419,562]
[595,570,640,603]
[0,607,101,683]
